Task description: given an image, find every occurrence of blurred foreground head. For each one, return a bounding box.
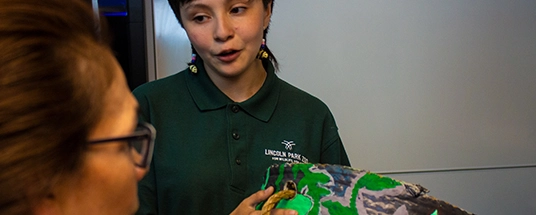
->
[0,0,146,214]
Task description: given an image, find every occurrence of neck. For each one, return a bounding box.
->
[206,60,267,103]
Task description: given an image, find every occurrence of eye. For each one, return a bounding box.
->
[192,15,208,23]
[117,141,132,153]
[230,6,246,14]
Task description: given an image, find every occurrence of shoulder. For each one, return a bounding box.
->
[277,78,331,113]
[132,69,191,121]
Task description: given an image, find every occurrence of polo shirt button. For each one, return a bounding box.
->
[235,159,241,165]
[231,105,239,113]
[232,132,240,140]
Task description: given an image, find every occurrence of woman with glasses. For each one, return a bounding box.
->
[0,0,153,214]
[0,0,289,214]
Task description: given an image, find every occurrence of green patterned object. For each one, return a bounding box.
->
[257,163,473,215]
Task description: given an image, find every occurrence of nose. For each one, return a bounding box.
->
[135,166,149,181]
[214,15,234,42]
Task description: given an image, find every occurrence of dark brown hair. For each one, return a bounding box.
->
[0,0,116,213]
[168,0,278,69]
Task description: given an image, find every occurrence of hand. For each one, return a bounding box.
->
[230,186,297,215]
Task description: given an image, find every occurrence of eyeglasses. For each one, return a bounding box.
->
[88,122,155,168]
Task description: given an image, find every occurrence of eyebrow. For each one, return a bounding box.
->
[230,0,254,5]
[232,0,253,3]
[182,0,254,10]
[181,1,205,11]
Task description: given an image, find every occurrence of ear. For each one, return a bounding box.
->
[263,1,273,30]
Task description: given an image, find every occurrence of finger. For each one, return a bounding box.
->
[247,186,275,207]
[262,186,275,198]
[270,208,298,215]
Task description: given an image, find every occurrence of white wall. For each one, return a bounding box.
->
[385,167,536,214]
[150,0,536,214]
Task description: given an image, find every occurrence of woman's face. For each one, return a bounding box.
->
[180,0,272,78]
[43,58,146,215]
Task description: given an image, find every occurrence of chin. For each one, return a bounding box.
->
[219,65,249,77]
[126,200,140,215]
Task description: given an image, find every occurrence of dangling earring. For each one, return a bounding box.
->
[188,53,197,74]
[257,38,269,59]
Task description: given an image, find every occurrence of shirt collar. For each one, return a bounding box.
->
[186,58,280,122]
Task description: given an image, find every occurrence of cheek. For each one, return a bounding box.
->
[81,154,140,213]
[187,31,210,51]
[240,19,265,42]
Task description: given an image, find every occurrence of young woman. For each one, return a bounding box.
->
[133,0,351,214]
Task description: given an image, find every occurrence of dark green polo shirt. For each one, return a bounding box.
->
[133,59,350,215]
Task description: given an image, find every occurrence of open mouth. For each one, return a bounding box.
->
[215,49,240,62]
[217,50,238,56]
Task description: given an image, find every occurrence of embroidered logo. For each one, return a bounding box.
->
[264,140,308,163]
[281,140,295,151]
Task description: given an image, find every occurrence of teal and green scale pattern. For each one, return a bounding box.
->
[258,163,473,215]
